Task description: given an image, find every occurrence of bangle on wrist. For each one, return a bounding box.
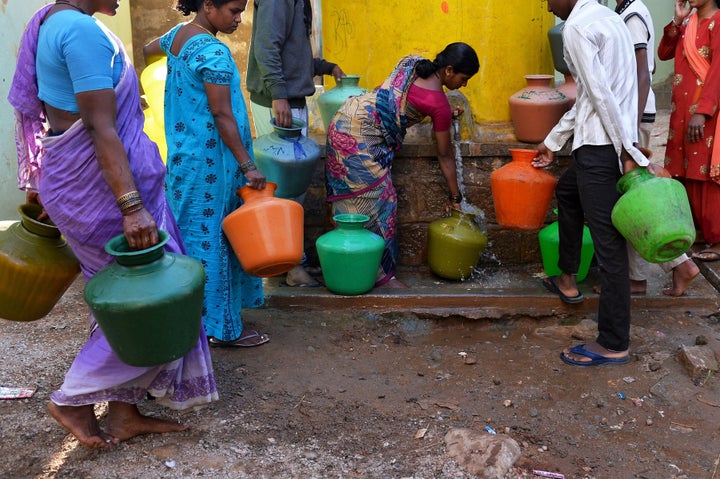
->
[449,193,463,203]
[671,17,680,27]
[240,160,257,173]
[116,190,140,206]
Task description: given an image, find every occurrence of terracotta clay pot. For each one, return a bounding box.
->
[508,74,570,144]
[490,148,558,230]
[557,73,577,109]
[222,182,304,277]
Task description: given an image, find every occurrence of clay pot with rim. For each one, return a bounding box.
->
[508,74,570,144]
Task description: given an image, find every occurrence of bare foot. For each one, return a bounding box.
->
[284,265,320,287]
[47,402,117,449]
[105,402,188,442]
[378,277,408,289]
[561,341,628,364]
[662,259,700,296]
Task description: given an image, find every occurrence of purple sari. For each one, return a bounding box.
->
[7,6,218,410]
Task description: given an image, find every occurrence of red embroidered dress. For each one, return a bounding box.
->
[658,12,720,180]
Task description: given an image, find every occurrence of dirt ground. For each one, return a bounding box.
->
[1,276,719,479]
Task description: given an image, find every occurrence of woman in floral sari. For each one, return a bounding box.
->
[325,43,479,287]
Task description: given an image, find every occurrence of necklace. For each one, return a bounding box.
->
[55,0,87,14]
[190,21,215,37]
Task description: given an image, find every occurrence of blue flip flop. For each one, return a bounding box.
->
[542,276,584,304]
[560,344,630,366]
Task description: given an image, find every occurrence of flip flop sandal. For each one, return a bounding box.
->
[542,276,584,304]
[208,330,270,347]
[560,344,629,367]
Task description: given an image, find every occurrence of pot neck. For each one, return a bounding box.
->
[18,204,61,238]
[105,231,170,266]
[239,182,278,202]
[337,75,360,88]
[334,213,370,229]
[508,148,537,163]
[617,167,652,194]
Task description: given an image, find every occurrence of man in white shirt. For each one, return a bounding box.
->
[615,0,699,297]
[533,0,649,366]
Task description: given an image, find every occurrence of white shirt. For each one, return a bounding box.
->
[544,0,649,170]
[619,0,656,118]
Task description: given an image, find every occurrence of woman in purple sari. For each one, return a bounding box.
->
[8,1,218,449]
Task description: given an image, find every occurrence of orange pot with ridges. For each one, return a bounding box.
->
[490,148,558,230]
[222,182,304,277]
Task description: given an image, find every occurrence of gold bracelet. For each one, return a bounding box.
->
[116,190,140,206]
[118,197,143,211]
[121,201,144,216]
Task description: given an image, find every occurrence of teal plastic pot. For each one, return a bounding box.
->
[538,214,595,282]
[84,231,205,366]
[611,167,695,263]
[427,209,488,280]
[317,75,367,129]
[316,214,384,295]
[253,119,321,199]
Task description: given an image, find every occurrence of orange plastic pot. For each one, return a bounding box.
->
[222,182,304,277]
[490,148,558,230]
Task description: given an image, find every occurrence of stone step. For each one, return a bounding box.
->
[263,264,720,319]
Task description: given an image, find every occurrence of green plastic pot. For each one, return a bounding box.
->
[538,211,595,282]
[611,167,695,263]
[316,214,384,295]
[84,231,205,366]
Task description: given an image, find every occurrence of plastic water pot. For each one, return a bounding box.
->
[316,214,384,295]
[84,231,205,366]
[611,167,695,263]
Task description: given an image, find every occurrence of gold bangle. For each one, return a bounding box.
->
[118,197,143,211]
[121,202,144,216]
[116,190,140,206]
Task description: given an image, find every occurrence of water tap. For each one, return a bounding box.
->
[452,111,462,142]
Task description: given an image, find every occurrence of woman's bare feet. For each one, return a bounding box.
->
[105,402,188,442]
[662,259,700,296]
[47,402,118,449]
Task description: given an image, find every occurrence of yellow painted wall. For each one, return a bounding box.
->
[321,0,556,124]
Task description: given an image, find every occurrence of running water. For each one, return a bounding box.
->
[452,140,503,280]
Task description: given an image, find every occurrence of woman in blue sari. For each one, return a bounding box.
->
[144,0,269,347]
[325,43,479,288]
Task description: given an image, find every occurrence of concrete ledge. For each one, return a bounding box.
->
[263,265,720,319]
